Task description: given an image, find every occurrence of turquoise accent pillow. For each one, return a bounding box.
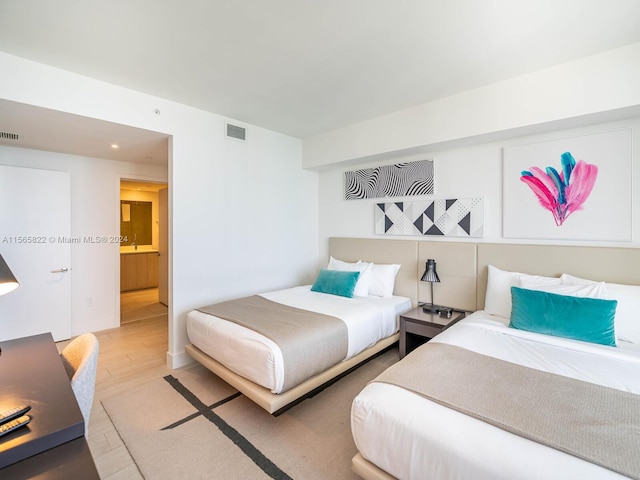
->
[311,269,360,298]
[509,286,617,346]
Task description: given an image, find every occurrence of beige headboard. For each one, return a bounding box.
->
[329,237,418,305]
[328,237,640,313]
[477,243,640,309]
[328,237,477,310]
[417,241,477,311]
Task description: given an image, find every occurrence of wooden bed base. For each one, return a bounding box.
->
[185,332,399,416]
[352,453,396,480]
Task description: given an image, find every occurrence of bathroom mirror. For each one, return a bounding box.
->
[120,200,152,246]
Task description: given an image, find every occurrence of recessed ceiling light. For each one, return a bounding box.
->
[111,144,119,149]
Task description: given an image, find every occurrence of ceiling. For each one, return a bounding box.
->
[121,180,168,192]
[0,99,170,166]
[1,0,640,164]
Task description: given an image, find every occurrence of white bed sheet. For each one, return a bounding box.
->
[351,310,640,480]
[187,285,411,393]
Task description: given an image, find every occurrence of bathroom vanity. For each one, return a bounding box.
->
[120,249,159,292]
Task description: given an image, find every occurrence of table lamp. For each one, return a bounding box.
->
[0,254,19,296]
[420,258,440,313]
[0,254,20,354]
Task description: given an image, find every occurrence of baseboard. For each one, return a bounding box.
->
[166,350,194,369]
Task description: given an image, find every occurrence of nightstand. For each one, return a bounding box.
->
[399,307,466,359]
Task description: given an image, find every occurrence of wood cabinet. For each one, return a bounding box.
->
[120,252,159,292]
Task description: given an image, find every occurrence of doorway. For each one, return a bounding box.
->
[120,288,166,324]
[119,179,168,324]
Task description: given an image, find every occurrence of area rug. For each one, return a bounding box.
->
[102,348,398,479]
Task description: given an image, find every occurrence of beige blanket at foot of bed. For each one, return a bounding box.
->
[375,342,640,480]
[198,295,348,392]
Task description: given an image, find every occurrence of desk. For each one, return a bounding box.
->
[0,333,99,477]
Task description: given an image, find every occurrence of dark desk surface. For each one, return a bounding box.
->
[0,436,99,479]
[0,333,92,473]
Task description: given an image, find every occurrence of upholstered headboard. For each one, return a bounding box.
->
[329,237,418,305]
[328,237,640,313]
[328,237,477,310]
[476,243,640,309]
[418,241,477,311]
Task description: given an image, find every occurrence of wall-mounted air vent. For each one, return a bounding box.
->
[0,131,19,141]
[226,123,246,141]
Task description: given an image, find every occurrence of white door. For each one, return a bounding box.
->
[0,165,71,341]
[158,187,168,306]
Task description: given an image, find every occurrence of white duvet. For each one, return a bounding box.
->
[186,286,411,393]
[351,310,640,480]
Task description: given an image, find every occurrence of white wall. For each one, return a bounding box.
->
[304,42,640,169]
[318,117,640,258]
[309,42,640,260]
[0,52,319,367]
[0,145,167,336]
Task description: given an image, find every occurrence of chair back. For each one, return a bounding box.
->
[60,333,99,436]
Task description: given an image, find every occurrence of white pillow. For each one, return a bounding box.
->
[518,278,607,299]
[484,265,561,319]
[561,273,640,343]
[368,263,401,297]
[326,256,372,297]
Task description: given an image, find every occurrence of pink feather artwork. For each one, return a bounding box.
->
[520,152,598,226]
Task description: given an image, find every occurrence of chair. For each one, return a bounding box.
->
[60,333,99,437]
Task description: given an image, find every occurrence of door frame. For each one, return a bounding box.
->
[116,175,169,326]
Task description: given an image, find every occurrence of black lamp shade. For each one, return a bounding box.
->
[420,259,440,283]
[0,254,19,296]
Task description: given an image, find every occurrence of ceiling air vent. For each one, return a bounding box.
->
[0,131,19,141]
[226,123,246,141]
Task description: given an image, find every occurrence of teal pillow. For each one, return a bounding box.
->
[509,286,617,346]
[311,269,360,298]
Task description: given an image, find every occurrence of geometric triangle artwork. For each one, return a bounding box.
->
[385,215,394,232]
[374,198,484,237]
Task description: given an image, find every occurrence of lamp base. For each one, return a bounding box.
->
[421,303,447,314]
[422,303,441,313]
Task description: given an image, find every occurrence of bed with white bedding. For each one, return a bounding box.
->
[185,248,414,415]
[351,258,640,480]
[352,311,640,480]
[187,285,411,394]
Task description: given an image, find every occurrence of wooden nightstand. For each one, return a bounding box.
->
[399,307,466,359]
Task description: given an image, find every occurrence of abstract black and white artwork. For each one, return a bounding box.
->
[375,198,484,237]
[345,159,434,200]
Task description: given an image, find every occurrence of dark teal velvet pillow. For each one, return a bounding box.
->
[509,286,617,346]
[311,269,360,298]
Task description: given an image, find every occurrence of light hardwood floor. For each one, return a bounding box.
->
[58,314,173,479]
[120,288,167,324]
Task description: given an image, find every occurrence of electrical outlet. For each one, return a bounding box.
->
[87,297,94,307]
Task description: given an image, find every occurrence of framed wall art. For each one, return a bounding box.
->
[375,198,484,237]
[345,159,434,200]
[503,129,632,241]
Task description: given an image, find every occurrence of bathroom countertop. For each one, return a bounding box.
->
[120,248,158,255]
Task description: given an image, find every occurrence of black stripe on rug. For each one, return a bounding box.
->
[163,375,293,480]
[161,391,242,430]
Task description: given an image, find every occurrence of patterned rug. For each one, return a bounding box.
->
[102,348,398,479]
